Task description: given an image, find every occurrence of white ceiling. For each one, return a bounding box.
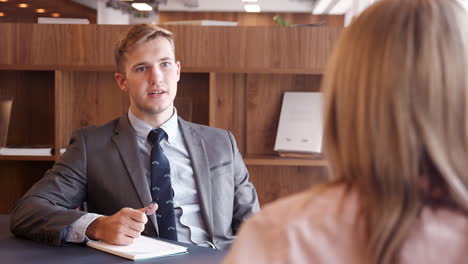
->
[73,0,352,14]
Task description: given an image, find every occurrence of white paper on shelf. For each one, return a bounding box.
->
[274,92,323,154]
[0,147,52,156]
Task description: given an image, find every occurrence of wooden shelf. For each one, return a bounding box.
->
[0,155,55,161]
[244,155,328,167]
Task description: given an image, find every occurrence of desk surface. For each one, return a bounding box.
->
[0,215,227,264]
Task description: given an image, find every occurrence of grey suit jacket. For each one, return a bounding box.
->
[10,115,260,249]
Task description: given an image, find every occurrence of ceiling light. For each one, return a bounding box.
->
[35,9,46,13]
[0,0,9,2]
[242,0,258,2]
[131,3,152,11]
[244,4,260,12]
[51,13,61,17]
[0,12,5,16]
[18,3,29,8]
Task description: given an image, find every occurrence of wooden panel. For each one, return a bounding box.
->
[95,25,131,68]
[0,70,54,146]
[0,161,53,214]
[248,165,329,205]
[170,26,343,73]
[0,24,64,66]
[209,73,246,154]
[0,23,343,73]
[159,12,344,27]
[0,0,97,24]
[64,25,129,68]
[246,74,322,156]
[177,73,209,125]
[64,24,99,67]
[56,71,128,147]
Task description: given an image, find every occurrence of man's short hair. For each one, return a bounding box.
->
[114,24,175,73]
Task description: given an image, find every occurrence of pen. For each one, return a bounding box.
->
[145,201,156,215]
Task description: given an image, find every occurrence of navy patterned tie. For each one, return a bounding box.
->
[148,128,178,241]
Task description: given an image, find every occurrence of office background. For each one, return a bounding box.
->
[0,0,380,214]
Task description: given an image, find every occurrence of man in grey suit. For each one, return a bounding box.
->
[10,24,259,250]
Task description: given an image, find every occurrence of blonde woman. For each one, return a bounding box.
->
[223,0,468,263]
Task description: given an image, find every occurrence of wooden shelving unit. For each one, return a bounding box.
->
[0,23,343,212]
[0,156,55,161]
[244,155,327,167]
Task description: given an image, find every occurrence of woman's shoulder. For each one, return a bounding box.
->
[257,184,358,225]
[224,184,364,264]
[400,206,468,263]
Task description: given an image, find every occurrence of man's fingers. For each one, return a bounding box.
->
[123,228,142,239]
[113,234,135,246]
[137,202,158,216]
[127,220,146,233]
[146,203,158,215]
[124,208,147,223]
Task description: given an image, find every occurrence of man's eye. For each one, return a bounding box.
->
[136,66,146,72]
[161,62,171,67]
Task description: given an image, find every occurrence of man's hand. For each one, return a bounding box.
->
[86,204,158,245]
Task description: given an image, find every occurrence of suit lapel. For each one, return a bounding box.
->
[111,115,158,233]
[179,118,214,238]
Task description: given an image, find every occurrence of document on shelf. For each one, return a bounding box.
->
[0,147,52,156]
[0,96,13,148]
[274,92,323,155]
[87,235,188,261]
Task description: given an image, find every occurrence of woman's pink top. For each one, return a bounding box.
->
[223,186,468,264]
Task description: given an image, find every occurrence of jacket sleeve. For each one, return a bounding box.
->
[10,128,90,246]
[228,131,260,234]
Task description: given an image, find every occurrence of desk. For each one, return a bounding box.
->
[0,215,227,264]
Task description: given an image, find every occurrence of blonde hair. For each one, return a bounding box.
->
[322,0,468,263]
[114,24,174,73]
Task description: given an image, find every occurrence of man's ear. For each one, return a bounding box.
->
[176,61,181,82]
[115,72,127,92]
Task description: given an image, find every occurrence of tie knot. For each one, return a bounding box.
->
[148,128,167,144]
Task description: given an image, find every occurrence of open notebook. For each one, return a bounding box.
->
[87,235,188,261]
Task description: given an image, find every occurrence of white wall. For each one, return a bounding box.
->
[97,0,130,25]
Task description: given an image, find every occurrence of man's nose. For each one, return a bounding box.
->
[149,67,163,85]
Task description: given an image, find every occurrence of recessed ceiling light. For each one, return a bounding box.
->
[51,13,61,17]
[0,12,5,16]
[18,3,29,8]
[242,0,258,2]
[244,4,261,12]
[0,0,9,2]
[131,3,152,11]
[35,9,46,13]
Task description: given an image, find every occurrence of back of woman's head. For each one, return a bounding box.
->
[322,0,468,263]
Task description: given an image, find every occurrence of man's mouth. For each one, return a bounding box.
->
[149,90,165,95]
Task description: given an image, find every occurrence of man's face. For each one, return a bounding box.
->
[115,37,180,123]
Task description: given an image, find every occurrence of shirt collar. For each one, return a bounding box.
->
[127,108,179,144]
